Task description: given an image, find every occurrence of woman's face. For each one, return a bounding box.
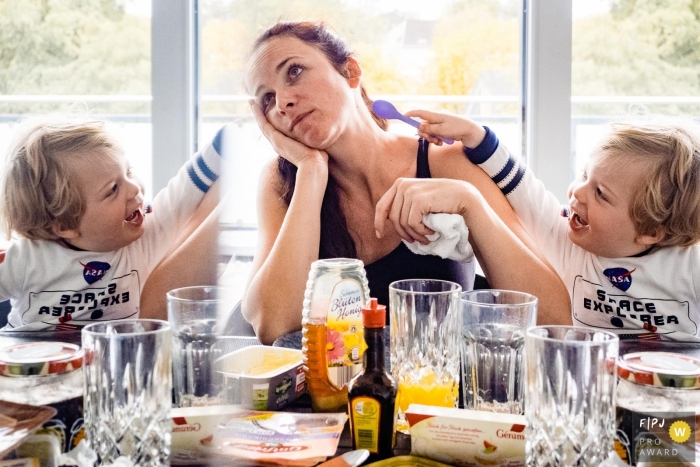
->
[246,36,359,149]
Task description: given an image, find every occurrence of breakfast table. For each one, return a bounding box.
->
[1,329,699,466]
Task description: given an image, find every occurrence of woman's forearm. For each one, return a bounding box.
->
[462,187,572,325]
[242,162,328,344]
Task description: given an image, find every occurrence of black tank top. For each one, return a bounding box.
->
[363,138,476,310]
[273,139,482,348]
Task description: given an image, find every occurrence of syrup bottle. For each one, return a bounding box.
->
[302,258,370,412]
[348,298,397,461]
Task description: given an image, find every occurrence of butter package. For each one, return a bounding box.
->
[406,404,526,467]
[171,407,347,466]
[171,405,245,465]
[217,346,305,411]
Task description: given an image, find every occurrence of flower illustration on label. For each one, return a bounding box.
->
[326,329,346,362]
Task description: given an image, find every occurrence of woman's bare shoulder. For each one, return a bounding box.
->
[258,158,286,198]
[427,142,481,179]
[259,157,280,183]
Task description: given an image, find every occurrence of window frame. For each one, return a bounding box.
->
[151,0,200,193]
[523,0,573,203]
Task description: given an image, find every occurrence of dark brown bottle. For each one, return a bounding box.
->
[348,298,397,462]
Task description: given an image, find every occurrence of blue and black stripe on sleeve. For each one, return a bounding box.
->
[463,126,525,196]
[463,126,499,164]
[185,126,224,193]
[500,163,526,195]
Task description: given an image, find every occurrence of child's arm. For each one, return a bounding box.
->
[0,242,29,310]
[139,192,221,320]
[0,248,13,302]
[140,126,224,268]
[374,176,571,325]
[406,109,574,277]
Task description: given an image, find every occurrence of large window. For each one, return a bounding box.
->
[5,0,696,303]
[571,0,700,172]
[0,0,152,212]
[199,0,524,294]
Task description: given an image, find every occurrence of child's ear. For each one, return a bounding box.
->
[345,57,362,89]
[51,222,79,240]
[635,226,665,247]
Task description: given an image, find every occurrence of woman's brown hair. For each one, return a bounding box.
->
[252,21,388,258]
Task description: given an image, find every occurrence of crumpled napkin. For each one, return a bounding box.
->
[404,213,474,262]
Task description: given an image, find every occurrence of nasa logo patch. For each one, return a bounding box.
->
[603,267,635,292]
[80,261,111,284]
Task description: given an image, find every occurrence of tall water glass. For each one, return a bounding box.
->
[390,279,461,433]
[525,326,619,466]
[83,319,171,467]
[461,290,537,414]
[167,286,233,407]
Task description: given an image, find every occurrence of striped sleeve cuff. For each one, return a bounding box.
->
[463,126,526,196]
[186,126,224,193]
[462,126,499,164]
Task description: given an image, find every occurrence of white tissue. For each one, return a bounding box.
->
[403,213,474,262]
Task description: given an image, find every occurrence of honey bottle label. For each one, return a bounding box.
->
[326,278,365,389]
[351,396,381,453]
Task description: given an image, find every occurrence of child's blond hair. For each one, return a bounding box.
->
[1,115,123,241]
[595,118,700,247]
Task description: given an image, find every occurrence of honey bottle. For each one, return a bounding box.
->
[301,258,370,412]
[348,298,397,461]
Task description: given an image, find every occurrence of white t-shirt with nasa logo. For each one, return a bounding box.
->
[465,128,700,342]
[0,128,224,331]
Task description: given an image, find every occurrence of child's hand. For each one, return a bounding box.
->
[405,109,486,149]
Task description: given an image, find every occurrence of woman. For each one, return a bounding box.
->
[241,21,570,345]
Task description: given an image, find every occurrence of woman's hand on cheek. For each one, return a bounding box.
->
[250,102,328,169]
[374,178,473,245]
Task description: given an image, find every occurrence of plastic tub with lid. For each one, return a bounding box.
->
[0,341,84,454]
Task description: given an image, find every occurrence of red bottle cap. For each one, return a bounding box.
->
[362,298,386,328]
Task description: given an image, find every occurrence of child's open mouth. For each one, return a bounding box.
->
[125,208,144,226]
[569,212,589,231]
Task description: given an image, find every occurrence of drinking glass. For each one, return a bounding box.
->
[461,290,537,414]
[82,319,171,467]
[389,279,461,433]
[167,285,234,407]
[525,326,619,466]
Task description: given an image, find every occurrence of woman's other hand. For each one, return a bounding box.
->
[374,177,476,244]
[250,101,328,170]
[404,109,486,149]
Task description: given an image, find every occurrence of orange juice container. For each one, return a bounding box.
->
[301,258,370,412]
